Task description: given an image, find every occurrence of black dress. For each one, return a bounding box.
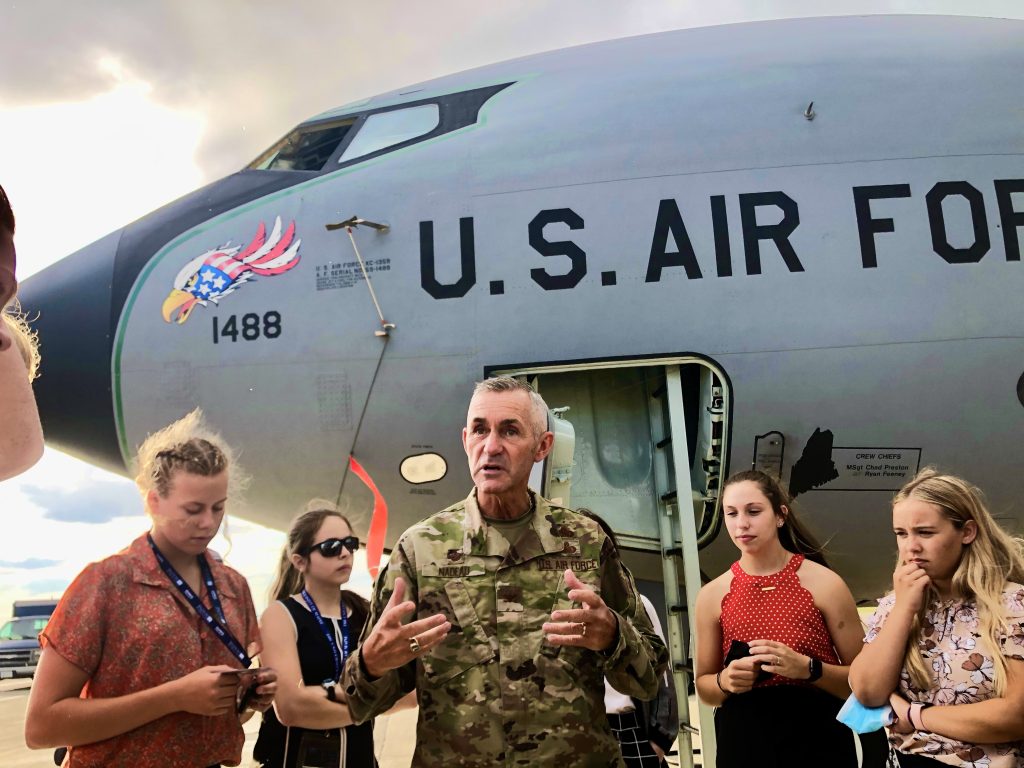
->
[253,594,375,768]
[714,685,863,768]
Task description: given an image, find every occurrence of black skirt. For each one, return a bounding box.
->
[714,685,860,768]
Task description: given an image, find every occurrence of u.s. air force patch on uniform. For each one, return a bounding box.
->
[538,558,598,572]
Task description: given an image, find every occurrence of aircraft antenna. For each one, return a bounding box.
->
[326,216,394,511]
[326,216,395,337]
[333,325,391,510]
[333,333,390,521]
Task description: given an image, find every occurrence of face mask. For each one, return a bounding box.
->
[836,693,895,733]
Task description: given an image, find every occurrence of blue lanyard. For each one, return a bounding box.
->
[300,589,349,682]
[147,534,252,667]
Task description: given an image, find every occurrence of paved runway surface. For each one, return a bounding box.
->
[0,679,688,766]
[0,679,418,767]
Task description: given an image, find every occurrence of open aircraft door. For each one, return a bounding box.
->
[493,356,731,768]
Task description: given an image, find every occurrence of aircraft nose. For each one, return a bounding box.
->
[15,169,315,478]
[18,229,126,474]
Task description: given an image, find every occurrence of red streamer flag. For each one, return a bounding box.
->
[349,455,388,578]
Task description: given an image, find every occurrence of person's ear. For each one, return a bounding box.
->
[962,520,978,546]
[534,431,554,462]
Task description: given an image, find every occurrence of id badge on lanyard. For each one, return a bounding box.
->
[300,589,349,682]
[147,534,252,667]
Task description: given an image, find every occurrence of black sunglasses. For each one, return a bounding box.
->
[306,536,360,558]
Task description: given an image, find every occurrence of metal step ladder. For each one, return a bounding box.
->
[649,365,727,768]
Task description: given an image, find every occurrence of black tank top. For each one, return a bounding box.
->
[253,593,375,768]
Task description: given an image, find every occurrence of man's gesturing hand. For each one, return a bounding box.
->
[360,577,451,678]
[543,569,619,652]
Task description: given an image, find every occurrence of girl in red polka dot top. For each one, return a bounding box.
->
[694,470,866,768]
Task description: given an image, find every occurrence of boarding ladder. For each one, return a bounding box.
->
[649,365,728,768]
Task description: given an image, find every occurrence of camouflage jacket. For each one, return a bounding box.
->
[341,490,669,767]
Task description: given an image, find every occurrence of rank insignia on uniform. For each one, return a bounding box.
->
[447,549,464,562]
[497,585,522,603]
[546,515,575,537]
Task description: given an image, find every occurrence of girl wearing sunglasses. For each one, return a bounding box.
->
[24,409,277,767]
[255,501,413,767]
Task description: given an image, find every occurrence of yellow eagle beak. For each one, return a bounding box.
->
[161,289,197,324]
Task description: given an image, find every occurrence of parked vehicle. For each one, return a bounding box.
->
[0,599,59,679]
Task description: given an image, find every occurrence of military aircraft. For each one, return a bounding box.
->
[20,14,1024,765]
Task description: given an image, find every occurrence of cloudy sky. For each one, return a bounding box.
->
[2,0,1024,624]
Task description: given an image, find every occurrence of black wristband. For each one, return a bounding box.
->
[321,679,337,702]
[716,670,731,697]
[807,657,823,682]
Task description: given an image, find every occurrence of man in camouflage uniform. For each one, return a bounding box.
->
[341,377,669,767]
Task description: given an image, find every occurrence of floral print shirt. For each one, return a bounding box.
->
[865,583,1024,768]
[40,533,260,768]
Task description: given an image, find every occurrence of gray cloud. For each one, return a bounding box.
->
[21,480,140,524]
[2,2,1021,189]
[2,1,652,179]
[0,558,60,569]
[0,0,847,179]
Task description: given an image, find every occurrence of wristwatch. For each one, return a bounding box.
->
[807,657,823,682]
[321,679,337,702]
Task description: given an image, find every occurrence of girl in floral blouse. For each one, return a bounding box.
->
[850,469,1024,768]
[25,410,277,767]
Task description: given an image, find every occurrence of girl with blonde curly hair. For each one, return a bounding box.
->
[850,469,1024,767]
[25,409,277,767]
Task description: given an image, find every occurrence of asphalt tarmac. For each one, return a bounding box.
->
[0,678,418,767]
[0,679,689,767]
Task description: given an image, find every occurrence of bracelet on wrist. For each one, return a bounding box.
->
[909,702,933,732]
[716,670,731,697]
[919,702,932,732]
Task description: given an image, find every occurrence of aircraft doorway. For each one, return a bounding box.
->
[490,355,732,768]
[537,364,726,549]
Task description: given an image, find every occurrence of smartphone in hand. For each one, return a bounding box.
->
[222,667,270,713]
[724,640,770,683]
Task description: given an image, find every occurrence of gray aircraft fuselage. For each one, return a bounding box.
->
[20,14,1024,604]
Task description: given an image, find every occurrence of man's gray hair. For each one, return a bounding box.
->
[472,376,550,436]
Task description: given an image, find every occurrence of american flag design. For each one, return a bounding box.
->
[161,217,301,324]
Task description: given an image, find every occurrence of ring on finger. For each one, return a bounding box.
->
[580,622,587,637]
[408,636,422,654]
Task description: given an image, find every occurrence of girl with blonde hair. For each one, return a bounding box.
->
[850,468,1024,767]
[0,182,43,480]
[25,409,276,767]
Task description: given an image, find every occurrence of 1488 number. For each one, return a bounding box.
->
[212,311,282,344]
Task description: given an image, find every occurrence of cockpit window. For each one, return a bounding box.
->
[249,118,356,171]
[338,104,440,163]
[249,83,513,175]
